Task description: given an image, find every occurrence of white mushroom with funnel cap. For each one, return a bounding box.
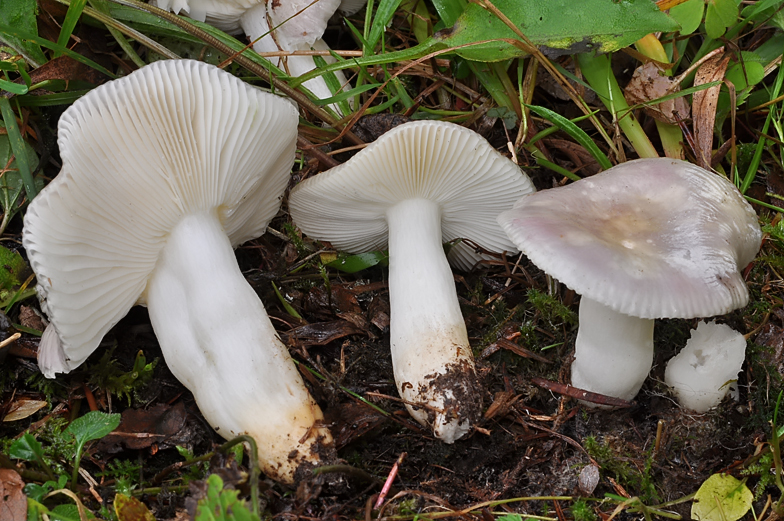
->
[23,59,333,484]
[497,158,761,404]
[154,0,350,113]
[288,120,535,442]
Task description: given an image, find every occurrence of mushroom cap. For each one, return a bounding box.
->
[288,120,535,271]
[23,59,298,371]
[497,158,761,319]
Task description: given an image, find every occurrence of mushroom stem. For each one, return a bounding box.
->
[571,297,654,404]
[240,4,349,115]
[145,211,333,483]
[386,198,479,442]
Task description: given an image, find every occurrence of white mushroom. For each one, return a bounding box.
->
[23,59,333,484]
[498,158,761,404]
[288,120,535,442]
[155,0,350,114]
[665,320,746,413]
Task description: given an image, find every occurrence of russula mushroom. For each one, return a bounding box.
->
[497,158,761,404]
[23,59,333,484]
[288,120,535,442]
[155,0,350,113]
[665,320,746,413]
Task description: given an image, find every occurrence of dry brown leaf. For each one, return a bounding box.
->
[693,51,730,169]
[3,398,48,422]
[0,469,26,521]
[624,62,690,125]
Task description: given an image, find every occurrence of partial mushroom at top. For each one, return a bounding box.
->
[288,120,535,442]
[154,0,350,114]
[497,158,761,404]
[23,59,333,484]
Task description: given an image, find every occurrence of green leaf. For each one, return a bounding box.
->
[271,283,302,319]
[433,0,680,62]
[430,0,467,26]
[527,104,612,171]
[324,251,389,273]
[0,0,47,67]
[724,51,765,92]
[65,411,121,447]
[9,433,45,462]
[692,474,753,521]
[64,411,120,489]
[705,0,738,39]
[669,0,705,35]
[195,474,261,521]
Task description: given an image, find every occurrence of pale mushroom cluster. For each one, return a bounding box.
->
[23,58,763,487]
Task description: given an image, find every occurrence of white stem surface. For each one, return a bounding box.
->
[145,211,332,483]
[386,198,478,443]
[240,5,350,115]
[571,297,654,405]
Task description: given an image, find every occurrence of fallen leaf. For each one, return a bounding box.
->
[0,469,26,521]
[692,473,753,521]
[282,320,365,346]
[3,398,48,422]
[693,50,730,169]
[114,494,155,521]
[96,402,189,453]
[624,62,690,124]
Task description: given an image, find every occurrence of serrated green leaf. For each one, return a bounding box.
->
[195,475,260,521]
[692,474,753,521]
[0,0,47,66]
[669,0,704,35]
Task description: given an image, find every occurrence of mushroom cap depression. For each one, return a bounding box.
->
[24,59,298,375]
[497,158,761,319]
[288,120,535,270]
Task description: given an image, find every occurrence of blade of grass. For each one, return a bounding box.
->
[741,41,784,193]
[56,0,88,58]
[0,24,116,78]
[367,0,405,51]
[0,98,37,200]
[527,104,612,170]
[576,52,659,159]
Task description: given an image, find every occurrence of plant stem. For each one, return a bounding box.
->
[575,53,659,159]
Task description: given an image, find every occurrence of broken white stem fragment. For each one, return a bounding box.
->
[664,320,746,413]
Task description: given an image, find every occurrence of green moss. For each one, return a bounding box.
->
[527,288,576,326]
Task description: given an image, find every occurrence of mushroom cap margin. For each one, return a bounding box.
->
[497,158,762,319]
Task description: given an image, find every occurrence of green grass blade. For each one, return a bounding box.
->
[527,104,612,170]
[0,98,37,200]
[367,0,405,51]
[56,0,88,57]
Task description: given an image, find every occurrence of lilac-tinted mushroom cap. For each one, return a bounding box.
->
[498,158,761,320]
